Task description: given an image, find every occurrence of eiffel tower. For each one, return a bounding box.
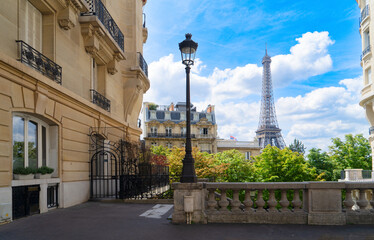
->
[256,47,286,149]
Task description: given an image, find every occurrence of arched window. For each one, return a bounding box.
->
[12,113,58,172]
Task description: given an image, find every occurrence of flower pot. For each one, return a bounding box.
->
[35,173,52,179]
[14,174,34,180]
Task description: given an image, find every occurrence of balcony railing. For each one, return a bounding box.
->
[173,181,374,225]
[91,89,110,112]
[82,0,124,51]
[370,126,374,135]
[361,45,371,61]
[360,4,370,25]
[16,40,62,84]
[138,52,148,77]
[147,133,196,138]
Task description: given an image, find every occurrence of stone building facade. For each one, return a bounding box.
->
[357,0,374,176]
[216,139,261,160]
[0,0,149,222]
[142,102,218,153]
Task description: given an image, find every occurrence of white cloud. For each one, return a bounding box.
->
[144,31,367,151]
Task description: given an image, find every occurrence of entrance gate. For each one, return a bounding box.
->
[89,129,169,200]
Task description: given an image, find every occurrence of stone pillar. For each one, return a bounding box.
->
[172,183,206,224]
[306,182,346,225]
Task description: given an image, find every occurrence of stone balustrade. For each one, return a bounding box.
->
[172,181,374,225]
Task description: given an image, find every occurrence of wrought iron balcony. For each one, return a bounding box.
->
[82,0,124,51]
[370,126,374,135]
[138,52,148,77]
[90,89,110,112]
[360,5,370,25]
[147,133,196,138]
[361,45,371,61]
[16,40,62,84]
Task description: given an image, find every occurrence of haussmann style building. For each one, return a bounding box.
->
[0,0,150,222]
[142,102,218,153]
[357,0,374,178]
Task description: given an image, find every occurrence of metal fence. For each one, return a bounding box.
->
[16,40,62,84]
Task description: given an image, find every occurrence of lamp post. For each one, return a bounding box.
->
[179,33,198,183]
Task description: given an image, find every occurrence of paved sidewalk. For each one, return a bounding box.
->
[1,202,374,240]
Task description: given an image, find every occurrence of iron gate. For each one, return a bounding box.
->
[89,129,169,200]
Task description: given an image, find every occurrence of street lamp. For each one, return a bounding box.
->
[179,33,198,183]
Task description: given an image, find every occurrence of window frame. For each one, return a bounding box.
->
[12,113,50,169]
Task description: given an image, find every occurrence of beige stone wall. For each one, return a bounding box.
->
[0,54,142,188]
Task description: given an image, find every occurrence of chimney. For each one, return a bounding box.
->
[169,102,174,111]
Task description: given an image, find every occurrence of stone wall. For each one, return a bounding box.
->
[173,181,374,225]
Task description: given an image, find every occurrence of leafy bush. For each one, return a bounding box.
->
[37,166,54,174]
[13,167,36,175]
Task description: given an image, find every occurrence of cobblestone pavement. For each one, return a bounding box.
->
[1,202,374,240]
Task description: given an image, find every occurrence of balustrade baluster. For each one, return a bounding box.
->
[279,189,289,212]
[267,189,277,212]
[231,189,241,212]
[356,189,369,211]
[343,189,355,212]
[218,189,229,211]
[292,189,302,212]
[243,190,253,212]
[207,189,218,211]
[255,190,266,212]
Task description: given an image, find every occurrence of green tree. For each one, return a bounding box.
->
[307,148,335,181]
[254,145,317,182]
[150,145,170,156]
[329,134,372,170]
[148,103,158,110]
[215,149,256,182]
[289,138,306,154]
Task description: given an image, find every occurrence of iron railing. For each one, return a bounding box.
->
[82,0,124,52]
[47,185,59,208]
[90,89,110,112]
[361,45,371,61]
[16,40,62,84]
[143,13,146,28]
[147,133,196,138]
[370,126,374,135]
[360,4,370,25]
[138,52,148,77]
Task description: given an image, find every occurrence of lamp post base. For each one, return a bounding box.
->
[180,154,197,183]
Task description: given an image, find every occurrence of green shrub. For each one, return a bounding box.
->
[13,167,36,175]
[37,166,54,174]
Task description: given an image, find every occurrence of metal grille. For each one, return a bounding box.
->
[89,128,170,200]
[16,40,62,84]
[12,185,40,219]
[256,49,285,149]
[138,52,148,77]
[91,89,111,112]
[47,185,59,208]
[82,0,124,52]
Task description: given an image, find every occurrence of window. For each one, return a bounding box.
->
[245,152,251,160]
[200,128,208,135]
[166,142,173,148]
[366,68,372,85]
[166,127,172,137]
[19,0,42,51]
[364,30,370,49]
[181,127,186,136]
[151,142,158,147]
[12,114,58,172]
[91,58,97,91]
[150,127,157,136]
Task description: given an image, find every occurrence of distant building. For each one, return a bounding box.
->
[216,139,261,160]
[356,0,374,177]
[142,102,218,153]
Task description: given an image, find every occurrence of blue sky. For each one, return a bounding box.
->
[142,0,366,151]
